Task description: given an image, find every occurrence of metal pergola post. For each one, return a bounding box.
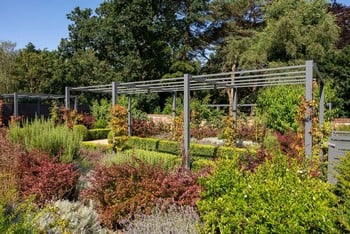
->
[305,60,313,159]
[172,92,176,119]
[319,82,325,127]
[13,92,18,117]
[74,97,78,111]
[233,88,238,128]
[184,74,191,169]
[128,95,132,136]
[112,82,118,106]
[65,87,70,109]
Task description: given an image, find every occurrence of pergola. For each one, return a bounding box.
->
[66,60,325,169]
[0,93,74,117]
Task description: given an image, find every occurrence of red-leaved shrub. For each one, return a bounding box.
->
[131,119,169,138]
[81,159,202,229]
[77,113,96,129]
[19,151,80,206]
[191,125,220,140]
[0,128,22,203]
[238,149,272,172]
[275,131,304,160]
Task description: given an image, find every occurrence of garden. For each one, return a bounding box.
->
[1,79,350,233]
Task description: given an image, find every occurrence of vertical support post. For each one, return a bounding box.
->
[305,60,313,159]
[74,97,78,111]
[172,92,176,119]
[36,99,41,116]
[13,92,18,117]
[65,87,70,109]
[319,81,325,160]
[128,95,132,136]
[233,88,238,129]
[112,82,118,106]
[319,82,325,127]
[184,74,191,169]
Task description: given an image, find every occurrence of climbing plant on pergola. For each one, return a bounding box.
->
[65,60,325,169]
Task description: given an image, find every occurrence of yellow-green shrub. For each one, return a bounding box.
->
[109,105,128,151]
[9,118,82,163]
[198,156,338,233]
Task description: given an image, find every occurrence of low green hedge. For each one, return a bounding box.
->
[87,128,110,141]
[92,135,251,159]
[127,137,159,151]
[158,140,181,155]
[128,137,252,158]
[190,143,217,158]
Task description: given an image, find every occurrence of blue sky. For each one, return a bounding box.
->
[1,0,350,51]
[0,0,104,50]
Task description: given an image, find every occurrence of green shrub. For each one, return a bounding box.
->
[256,85,304,133]
[94,119,109,129]
[104,149,181,171]
[35,200,106,233]
[217,146,248,159]
[334,152,350,231]
[191,157,215,172]
[9,118,82,163]
[197,156,338,233]
[0,198,38,233]
[335,124,350,131]
[107,130,114,144]
[91,99,111,129]
[123,205,200,234]
[127,137,159,151]
[73,124,88,140]
[158,140,180,155]
[87,128,110,140]
[190,143,217,158]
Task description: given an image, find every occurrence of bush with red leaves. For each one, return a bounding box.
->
[238,149,272,172]
[81,159,203,229]
[131,119,168,138]
[0,128,22,203]
[191,125,220,140]
[77,113,96,129]
[19,151,80,206]
[275,131,304,160]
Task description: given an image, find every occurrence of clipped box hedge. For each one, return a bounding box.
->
[127,136,159,151]
[158,140,181,155]
[92,134,254,160]
[190,143,217,158]
[87,128,110,141]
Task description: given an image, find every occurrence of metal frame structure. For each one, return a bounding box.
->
[66,60,325,168]
[0,93,76,117]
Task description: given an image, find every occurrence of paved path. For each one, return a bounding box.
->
[84,139,109,145]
